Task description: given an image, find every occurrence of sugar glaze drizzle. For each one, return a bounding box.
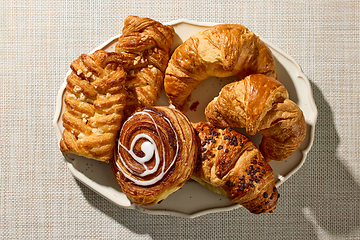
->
[116,109,179,186]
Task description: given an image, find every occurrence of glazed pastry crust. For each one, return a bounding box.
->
[115,15,175,116]
[192,122,278,214]
[60,50,127,163]
[164,24,277,109]
[112,106,197,206]
[205,74,306,161]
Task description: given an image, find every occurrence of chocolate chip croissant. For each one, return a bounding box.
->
[192,122,279,214]
[115,15,175,116]
[112,106,197,206]
[205,74,306,161]
[164,24,277,109]
[60,50,127,163]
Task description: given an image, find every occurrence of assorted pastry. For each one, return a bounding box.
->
[205,74,306,161]
[59,15,306,214]
[192,122,278,214]
[115,16,175,116]
[164,23,277,109]
[112,106,197,206]
[60,50,127,163]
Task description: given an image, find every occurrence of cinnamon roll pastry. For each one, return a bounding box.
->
[192,122,279,214]
[60,50,127,163]
[115,16,175,116]
[112,106,197,206]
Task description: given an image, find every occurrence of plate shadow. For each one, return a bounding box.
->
[76,80,360,239]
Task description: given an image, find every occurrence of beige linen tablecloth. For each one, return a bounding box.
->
[1,1,359,239]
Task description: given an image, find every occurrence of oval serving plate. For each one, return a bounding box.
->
[53,19,318,218]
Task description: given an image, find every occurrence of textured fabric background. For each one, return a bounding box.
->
[1,0,359,239]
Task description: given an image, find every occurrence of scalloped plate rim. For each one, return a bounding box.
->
[52,19,318,219]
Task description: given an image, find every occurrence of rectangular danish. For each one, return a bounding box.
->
[60,50,127,163]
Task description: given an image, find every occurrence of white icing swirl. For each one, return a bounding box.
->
[116,109,179,186]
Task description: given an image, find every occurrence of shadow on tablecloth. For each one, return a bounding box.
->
[76,80,360,239]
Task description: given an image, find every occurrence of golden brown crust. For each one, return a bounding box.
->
[164,24,277,109]
[112,106,197,206]
[205,74,306,161]
[192,122,278,214]
[115,16,175,116]
[60,50,127,163]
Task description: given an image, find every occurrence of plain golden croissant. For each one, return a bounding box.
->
[164,24,277,109]
[115,15,175,116]
[112,106,197,206]
[60,50,127,163]
[192,122,279,214]
[205,74,306,161]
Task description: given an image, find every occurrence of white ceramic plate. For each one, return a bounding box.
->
[53,20,318,218]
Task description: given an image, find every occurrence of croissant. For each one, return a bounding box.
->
[115,15,175,116]
[205,74,306,161]
[112,106,197,206]
[192,122,278,214]
[60,50,127,163]
[164,24,277,109]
